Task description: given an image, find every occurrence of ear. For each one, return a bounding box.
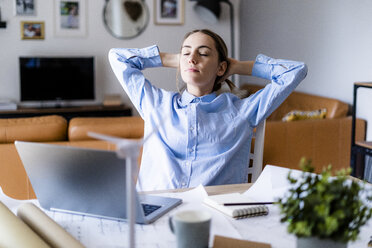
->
[217,61,227,77]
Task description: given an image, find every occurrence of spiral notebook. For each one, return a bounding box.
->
[203,193,269,219]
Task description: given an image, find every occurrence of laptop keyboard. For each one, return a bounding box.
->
[141,204,161,216]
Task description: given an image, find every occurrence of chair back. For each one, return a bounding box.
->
[248,119,266,183]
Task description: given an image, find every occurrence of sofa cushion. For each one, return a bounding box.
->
[271,91,349,121]
[240,84,349,121]
[0,115,67,144]
[68,116,144,141]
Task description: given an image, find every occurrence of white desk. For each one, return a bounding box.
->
[54,183,372,248]
[1,177,371,247]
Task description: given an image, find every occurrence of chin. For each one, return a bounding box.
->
[181,75,201,84]
[181,74,213,87]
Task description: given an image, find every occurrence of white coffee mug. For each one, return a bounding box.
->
[169,210,211,248]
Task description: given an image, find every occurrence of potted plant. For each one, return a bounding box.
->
[277,158,372,248]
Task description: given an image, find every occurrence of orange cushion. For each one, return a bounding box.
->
[68,116,144,141]
[0,115,67,143]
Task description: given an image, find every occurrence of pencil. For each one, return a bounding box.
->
[223,202,274,206]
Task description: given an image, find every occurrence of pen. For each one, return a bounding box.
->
[223,202,274,206]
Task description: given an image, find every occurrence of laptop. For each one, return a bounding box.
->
[15,141,182,224]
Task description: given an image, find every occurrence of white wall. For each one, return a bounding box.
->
[3,0,370,139]
[0,0,238,110]
[240,0,372,140]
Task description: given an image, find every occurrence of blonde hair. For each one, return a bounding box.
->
[177,29,236,93]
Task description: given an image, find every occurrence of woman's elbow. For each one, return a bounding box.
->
[297,62,308,80]
[108,48,118,61]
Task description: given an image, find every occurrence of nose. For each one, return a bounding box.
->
[188,53,197,65]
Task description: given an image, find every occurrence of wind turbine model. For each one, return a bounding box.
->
[88,132,143,248]
[88,120,164,248]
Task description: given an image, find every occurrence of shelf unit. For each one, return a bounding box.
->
[351,82,372,178]
[0,104,132,121]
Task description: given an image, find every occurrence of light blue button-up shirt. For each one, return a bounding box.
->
[109,45,307,191]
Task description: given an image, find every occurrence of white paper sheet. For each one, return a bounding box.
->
[0,185,241,248]
[243,165,303,202]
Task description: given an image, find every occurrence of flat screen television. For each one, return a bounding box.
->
[19,57,95,104]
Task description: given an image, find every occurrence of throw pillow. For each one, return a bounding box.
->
[282,108,327,122]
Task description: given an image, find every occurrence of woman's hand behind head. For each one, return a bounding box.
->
[217,58,237,84]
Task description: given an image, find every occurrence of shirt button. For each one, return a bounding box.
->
[181,182,186,187]
[189,148,193,153]
[190,126,194,131]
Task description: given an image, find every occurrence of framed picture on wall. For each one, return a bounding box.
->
[15,0,36,16]
[54,0,86,37]
[21,21,44,40]
[154,0,184,25]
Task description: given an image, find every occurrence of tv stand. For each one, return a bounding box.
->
[0,104,132,120]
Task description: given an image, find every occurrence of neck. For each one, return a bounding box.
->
[187,85,213,97]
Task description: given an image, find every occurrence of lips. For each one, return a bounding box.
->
[186,68,199,72]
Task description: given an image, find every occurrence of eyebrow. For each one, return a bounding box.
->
[181,45,212,50]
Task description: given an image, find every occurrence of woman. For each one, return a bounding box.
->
[109,29,307,191]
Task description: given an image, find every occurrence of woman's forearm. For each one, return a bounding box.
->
[230,59,254,76]
[160,52,179,68]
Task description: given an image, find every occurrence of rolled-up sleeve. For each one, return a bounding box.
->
[241,54,308,126]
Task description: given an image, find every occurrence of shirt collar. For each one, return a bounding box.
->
[180,90,217,105]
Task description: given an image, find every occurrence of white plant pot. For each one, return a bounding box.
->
[297,237,347,248]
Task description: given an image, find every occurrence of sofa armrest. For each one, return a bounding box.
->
[263,117,365,173]
[68,116,144,141]
[0,144,32,199]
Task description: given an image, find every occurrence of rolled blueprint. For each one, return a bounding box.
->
[17,202,85,248]
[0,201,50,248]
